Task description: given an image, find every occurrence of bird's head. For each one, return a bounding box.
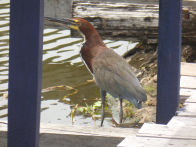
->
[45,17,98,38]
[70,18,95,35]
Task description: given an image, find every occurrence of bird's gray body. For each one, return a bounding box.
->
[92,48,147,109]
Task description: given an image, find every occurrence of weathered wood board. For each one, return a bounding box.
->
[0,121,138,137]
[181,62,196,77]
[168,116,196,127]
[137,123,196,140]
[0,121,138,147]
[180,76,196,89]
[185,92,196,103]
[178,102,196,117]
[39,123,138,137]
[118,136,196,147]
[180,88,196,97]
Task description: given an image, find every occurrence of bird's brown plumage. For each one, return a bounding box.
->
[73,18,106,73]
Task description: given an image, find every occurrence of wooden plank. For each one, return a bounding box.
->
[180,88,196,97]
[138,123,196,140]
[40,124,138,137]
[1,130,123,147]
[186,92,196,103]
[118,136,196,147]
[168,116,196,127]
[179,90,196,103]
[8,0,44,147]
[178,103,196,117]
[0,121,138,147]
[181,62,196,77]
[0,121,138,138]
[180,76,196,89]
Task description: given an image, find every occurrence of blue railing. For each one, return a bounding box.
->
[8,0,181,146]
[8,0,44,146]
[157,0,182,124]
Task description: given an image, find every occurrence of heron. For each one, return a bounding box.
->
[45,17,147,126]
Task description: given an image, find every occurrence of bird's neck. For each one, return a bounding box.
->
[82,30,106,55]
[80,31,106,73]
[84,30,104,47]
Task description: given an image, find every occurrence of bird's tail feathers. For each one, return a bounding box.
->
[132,99,142,109]
[125,90,147,109]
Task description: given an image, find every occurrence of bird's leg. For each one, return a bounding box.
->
[119,98,123,124]
[100,89,106,126]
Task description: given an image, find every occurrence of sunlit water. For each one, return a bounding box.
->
[0,0,137,126]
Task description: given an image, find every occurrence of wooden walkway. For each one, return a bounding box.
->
[118,62,196,147]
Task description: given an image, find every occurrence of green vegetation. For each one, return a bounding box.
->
[143,85,156,95]
[71,100,104,125]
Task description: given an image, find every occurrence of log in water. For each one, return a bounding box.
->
[72,0,196,45]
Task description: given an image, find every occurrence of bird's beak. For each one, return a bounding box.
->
[44,17,79,30]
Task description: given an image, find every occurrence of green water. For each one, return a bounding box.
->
[0,1,137,126]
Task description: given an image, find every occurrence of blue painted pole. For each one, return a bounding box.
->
[156,0,182,124]
[8,0,44,146]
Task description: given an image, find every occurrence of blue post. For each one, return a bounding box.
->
[8,0,44,146]
[156,0,182,124]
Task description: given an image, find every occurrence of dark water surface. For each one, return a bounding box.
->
[0,1,137,126]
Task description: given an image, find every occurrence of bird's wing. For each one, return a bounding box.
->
[92,49,147,107]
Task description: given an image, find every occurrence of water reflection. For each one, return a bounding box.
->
[0,1,137,126]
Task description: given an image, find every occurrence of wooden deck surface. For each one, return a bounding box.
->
[0,120,138,147]
[118,62,196,147]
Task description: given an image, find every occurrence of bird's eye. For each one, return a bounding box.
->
[76,22,81,25]
[73,19,81,25]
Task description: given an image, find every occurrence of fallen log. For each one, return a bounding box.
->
[72,0,196,45]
